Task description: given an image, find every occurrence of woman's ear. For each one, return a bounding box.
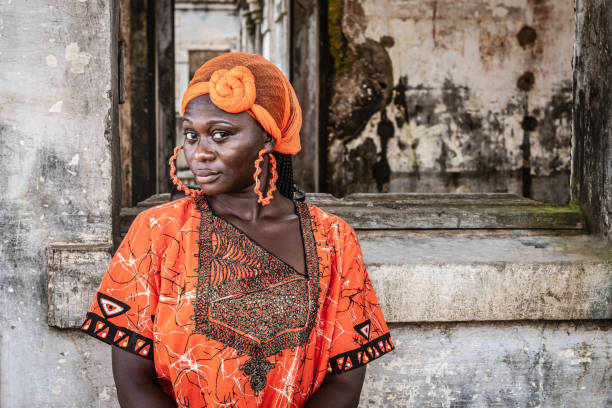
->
[263,133,275,152]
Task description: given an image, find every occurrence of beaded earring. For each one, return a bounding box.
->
[169,145,204,197]
[253,148,278,206]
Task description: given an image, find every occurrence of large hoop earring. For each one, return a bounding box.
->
[253,148,277,206]
[264,153,278,204]
[169,145,203,197]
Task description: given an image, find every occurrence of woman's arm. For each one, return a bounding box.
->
[111,347,177,408]
[304,366,366,408]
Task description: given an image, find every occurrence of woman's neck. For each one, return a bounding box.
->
[207,190,292,223]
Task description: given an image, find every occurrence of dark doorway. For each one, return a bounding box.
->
[118,0,175,207]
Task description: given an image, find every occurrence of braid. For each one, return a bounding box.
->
[273,152,305,201]
[273,152,293,199]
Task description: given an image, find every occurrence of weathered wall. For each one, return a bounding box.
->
[327,0,574,204]
[0,0,609,406]
[362,321,611,407]
[0,0,119,405]
[572,0,612,242]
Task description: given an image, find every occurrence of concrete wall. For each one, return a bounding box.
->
[326,0,574,204]
[362,321,611,407]
[572,0,612,243]
[0,0,119,406]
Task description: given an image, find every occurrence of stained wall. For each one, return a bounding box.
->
[326,0,574,203]
[0,0,120,406]
[361,321,611,407]
[572,0,612,242]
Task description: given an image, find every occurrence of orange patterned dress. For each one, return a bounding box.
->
[81,196,393,407]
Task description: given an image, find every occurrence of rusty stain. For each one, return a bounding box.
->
[517,71,535,91]
[380,35,394,48]
[522,116,538,131]
[529,0,553,23]
[372,108,394,191]
[517,25,537,47]
[432,1,437,48]
[478,23,514,67]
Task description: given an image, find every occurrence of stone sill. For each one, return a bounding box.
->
[127,192,585,232]
[361,230,610,322]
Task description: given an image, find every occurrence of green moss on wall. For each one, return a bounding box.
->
[328,0,351,75]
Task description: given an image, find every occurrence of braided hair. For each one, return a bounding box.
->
[273,152,305,202]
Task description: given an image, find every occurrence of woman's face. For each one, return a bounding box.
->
[182,94,273,196]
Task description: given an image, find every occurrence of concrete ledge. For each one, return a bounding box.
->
[123,193,585,232]
[370,262,611,322]
[359,232,611,322]
[314,193,584,230]
[47,243,112,328]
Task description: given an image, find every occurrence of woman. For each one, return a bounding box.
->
[81,52,393,407]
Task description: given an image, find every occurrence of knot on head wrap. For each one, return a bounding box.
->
[209,66,256,113]
[180,52,302,155]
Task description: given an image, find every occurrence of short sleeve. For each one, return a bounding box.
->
[80,212,161,360]
[326,225,394,375]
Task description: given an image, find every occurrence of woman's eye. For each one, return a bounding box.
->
[183,130,198,141]
[211,130,230,141]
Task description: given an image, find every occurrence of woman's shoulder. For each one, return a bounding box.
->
[128,196,196,237]
[305,202,357,242]
[136,196,193,216]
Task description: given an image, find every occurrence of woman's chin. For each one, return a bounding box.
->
[194,175,223,194]
[196,184,220,196]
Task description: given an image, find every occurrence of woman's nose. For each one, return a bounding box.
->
[193,138,216,161]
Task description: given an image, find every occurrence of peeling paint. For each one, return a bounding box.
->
[45,54,57,67]
[65,42,91,74]
[49,100,63,112]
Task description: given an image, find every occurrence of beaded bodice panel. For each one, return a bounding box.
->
[193,196,320,392]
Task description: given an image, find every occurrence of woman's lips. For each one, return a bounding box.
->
[194,171,221,184]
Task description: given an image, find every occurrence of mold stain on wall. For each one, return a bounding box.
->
[325,0,574,203]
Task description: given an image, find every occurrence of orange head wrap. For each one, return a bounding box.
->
[180,52,302,155]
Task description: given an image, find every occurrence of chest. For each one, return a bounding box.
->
[155,198,327,394]
[220,214,306,275]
